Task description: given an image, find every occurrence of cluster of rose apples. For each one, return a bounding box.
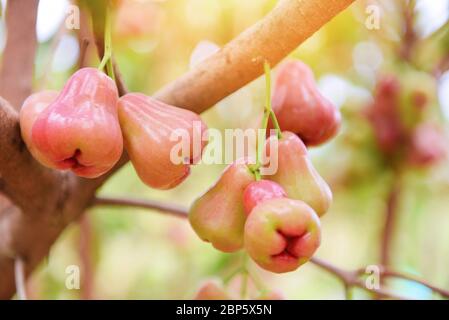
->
[19,59,340,275]
[189,61,341,273]
[19,67,207,189]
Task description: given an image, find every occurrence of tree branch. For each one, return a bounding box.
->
[154,0,355,113]
[0,0,39,109]
[399,0,417,62]
[310,257,409,300]
[376,268,449,298]
[0,99,104,299]
[0,98,64,213]
[93,196,188,219]
[380,177,401,268]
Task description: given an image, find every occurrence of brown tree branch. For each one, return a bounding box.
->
[93,196,188,219]
[310,257,408,300]
[0,0,39,109]
[379,269,449,298]
[154,0,355,113]
[0,98,106,298]
[0,97,64,214]
[399,0,417,62]
[380,177,401,268]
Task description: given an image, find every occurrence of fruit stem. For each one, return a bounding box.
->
[246,266,268,293]
[252,61,282,180]
[264,61,272,114]
[264,61,282,139]
[98,5,115,81]
[253,107,269,180]
[270,110,282,139]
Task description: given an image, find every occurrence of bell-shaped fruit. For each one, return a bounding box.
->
[20,91,59,166]
[264,131,332,216]
[194,279,230,300]
[189,159,255,252]
[118,93,208,189]
[31,68,123,178]
[271,60,341,146]
[244,198,321,273]
[243,180,286,215]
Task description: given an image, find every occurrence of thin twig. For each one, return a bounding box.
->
[310,257,408,300]
[380,177,401,268]
[380,268,449,298]
[92,196,188,218]
[399,0,417,62]
[91,195,449,299]
[14,257,27,300]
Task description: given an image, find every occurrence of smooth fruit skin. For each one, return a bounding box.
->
[31,68,123,178]
[265,131,332,216]
[194,279,230,300]
[20,91,59,166]
[244,198,321,273]
[118,93,207,189]
[243,180,286,215]
[271,60,341,146]
[189,160,255,252]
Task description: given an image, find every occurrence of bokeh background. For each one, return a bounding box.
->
[1,0,449,299]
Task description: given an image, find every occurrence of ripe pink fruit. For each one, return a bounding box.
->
[20,90,59,166]
[31,68,123,178]
[189,159,255,252]
[264,131,332,216]
[243,180,286,215]
[118,93,208,189]
[271,60,341,146]
[244,198,321,273]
